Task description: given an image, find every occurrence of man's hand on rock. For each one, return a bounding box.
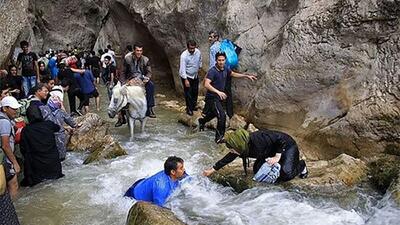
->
[246,74,257,81]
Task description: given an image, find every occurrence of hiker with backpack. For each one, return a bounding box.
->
[0,96,22,199]
[203,128,309,183]
[208,31,243,119]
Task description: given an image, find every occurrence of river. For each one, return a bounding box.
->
[14,103,400,225]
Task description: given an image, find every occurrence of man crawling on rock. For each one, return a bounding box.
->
[124,156,188,207]
[203,128,308,183]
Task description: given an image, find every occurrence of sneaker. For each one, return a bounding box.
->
[215,136,225,144]
[299,165,308,179]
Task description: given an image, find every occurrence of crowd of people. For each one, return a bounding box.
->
[1,30,308,224]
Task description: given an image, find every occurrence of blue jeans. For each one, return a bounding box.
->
[22,76,37,96]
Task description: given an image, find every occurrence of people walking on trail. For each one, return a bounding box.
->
[125,156,188,207]
[179,40,202,116]
[198,52,256,143]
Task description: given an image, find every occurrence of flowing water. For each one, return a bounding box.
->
[14,106,400,225]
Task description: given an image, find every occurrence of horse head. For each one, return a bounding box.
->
[108,81,128,118]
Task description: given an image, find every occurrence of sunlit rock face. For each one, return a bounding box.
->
[1,0,399,160]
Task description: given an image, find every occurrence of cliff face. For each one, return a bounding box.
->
[0,0,398,159]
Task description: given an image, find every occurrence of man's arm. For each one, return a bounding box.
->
[35,60,40,82]
[204,78,227,100]
[203,152,238,176]
[2,136,19,173]
[231,71,257,81]
[70,68,85,74]
[145,59,152,80]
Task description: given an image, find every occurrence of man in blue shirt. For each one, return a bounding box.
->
[125,156,187,207]
[71,67,100,113]
[198,52,257,143]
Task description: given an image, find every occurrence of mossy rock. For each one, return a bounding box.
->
[368,155,400,192]
[126,202,185,225]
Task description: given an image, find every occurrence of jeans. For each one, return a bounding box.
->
[22,76,37,96]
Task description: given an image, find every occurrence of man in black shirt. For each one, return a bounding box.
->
[198,52,256,143]
[87,51,101,84]
[16,41,39,97]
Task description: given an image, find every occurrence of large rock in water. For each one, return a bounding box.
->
[126,202,185,225]
[67,113,127,164]
[211,154,367,194]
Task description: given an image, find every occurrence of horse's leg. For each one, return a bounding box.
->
[140,117,147,132]
[128,116,134,141]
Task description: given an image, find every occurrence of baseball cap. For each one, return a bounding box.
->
[1,96,22,109]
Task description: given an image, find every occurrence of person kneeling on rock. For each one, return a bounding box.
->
[125,156,188,207]
[203,128,308,183]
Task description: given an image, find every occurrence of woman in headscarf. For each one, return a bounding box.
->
[20,105,63,187]
[41,95,76,160]
[203,128,308,182]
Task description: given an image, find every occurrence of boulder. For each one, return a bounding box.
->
[210,154,368,194]
[67,113,127,164]
[126,202,185,225]
[0,0,29,68]
[228,114,247,130]
[285,154,368,193]
[159,100,182,110]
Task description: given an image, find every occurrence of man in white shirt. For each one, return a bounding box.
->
[100,49,115,68]
[179,40,202,116]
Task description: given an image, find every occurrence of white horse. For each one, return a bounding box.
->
[108,82,147,139]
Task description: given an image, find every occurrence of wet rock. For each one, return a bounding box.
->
[210,161,258,193]
[210,154,367,194]
[388,172,400,207]
[155,94,166,98]
[126,202,185,225]
[228,114,247,130]
[67,113,127,164]
[159,100,182,110]
[368,155,400,192]
[178,111,202,128]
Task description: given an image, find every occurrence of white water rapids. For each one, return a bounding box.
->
[14,107,400,225]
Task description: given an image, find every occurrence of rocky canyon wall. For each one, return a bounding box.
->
[0,0,398,160]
